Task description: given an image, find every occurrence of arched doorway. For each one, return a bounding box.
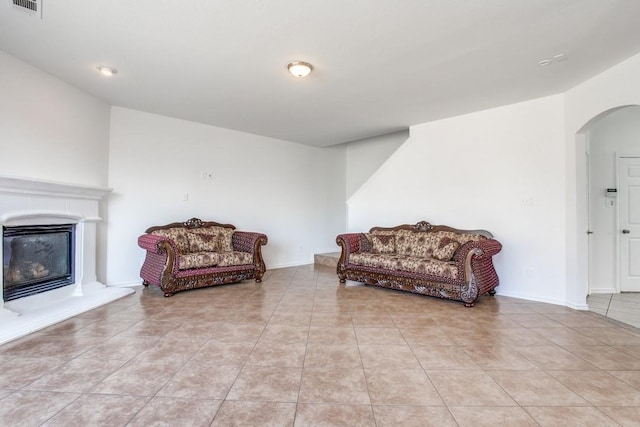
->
[575,105,640,321]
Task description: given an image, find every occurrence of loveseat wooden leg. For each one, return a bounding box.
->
[464,302,475,308]
[142,280,149,287]
[255,278,262,283]
[163,292,173,297]
[488,290,496,296]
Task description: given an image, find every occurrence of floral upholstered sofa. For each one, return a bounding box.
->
[336,221,502,307]
[138,218,268,297]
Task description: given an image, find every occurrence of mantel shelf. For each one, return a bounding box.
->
[0,175,112,200]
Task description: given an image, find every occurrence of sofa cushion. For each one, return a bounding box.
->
[190,227,234,252]
[151,228,190,253]
[349,253,459,280]
[395,230,428,257]
[178,251,253,270]
[371,234,396,254]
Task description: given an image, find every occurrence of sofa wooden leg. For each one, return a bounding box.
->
[142,280,149,287]
[163,292,173,297]
[339,278,346,284]
[464,302,475,308]
[488,290,496,296]
[255,278,262,283]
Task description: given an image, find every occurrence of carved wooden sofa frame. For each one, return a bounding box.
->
[336,221,502,307]
[138,218,268,297]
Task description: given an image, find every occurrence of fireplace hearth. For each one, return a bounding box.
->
[3,224,75,302]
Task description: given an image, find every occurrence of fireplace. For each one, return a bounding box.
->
[3,224,76,301]
[0,174,135,345]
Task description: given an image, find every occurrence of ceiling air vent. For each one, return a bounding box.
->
[9,0,42,17]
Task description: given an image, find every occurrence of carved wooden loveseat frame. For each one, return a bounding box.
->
[138,218,268,297]
[336,221,502,307]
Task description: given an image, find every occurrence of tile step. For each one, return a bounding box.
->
[314,252,340,267]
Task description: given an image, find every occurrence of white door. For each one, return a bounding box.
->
[619,156,640,291]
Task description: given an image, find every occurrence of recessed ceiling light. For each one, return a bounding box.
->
[287,61,313,78]
[538,59,552,67]
[553,53,567,62]
[96,66,117,76]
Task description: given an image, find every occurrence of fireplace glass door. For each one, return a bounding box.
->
[3,224,75,301]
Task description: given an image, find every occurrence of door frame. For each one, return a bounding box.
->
[616,152,640,292]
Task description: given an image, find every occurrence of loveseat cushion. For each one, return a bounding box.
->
[216,251,253,267]
[178,251,253,270]
[349,253,459,280]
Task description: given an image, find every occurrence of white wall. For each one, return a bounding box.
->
[587,107,640,293]
[0,51,111,187]
[348,95,568,305]
[346,130,408,198]
[106,107,346,286]
[0,51,112,283]
[346,52,640,309]
[565,53,640,306]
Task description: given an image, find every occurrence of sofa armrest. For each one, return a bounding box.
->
[453,238,502,293]
[336,233,360,257]
[452,239,501,262]
[336,233,360,281]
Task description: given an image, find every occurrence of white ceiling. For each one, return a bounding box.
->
[1,1,639,147]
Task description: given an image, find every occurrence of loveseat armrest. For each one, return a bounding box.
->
[138,233,180,255]
[232,231,268,282]
[138,233,182,288]
[232,231,268,253]
[336,233,361,282]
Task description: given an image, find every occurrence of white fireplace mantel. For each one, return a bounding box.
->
[0,174,134,345]
[0,174,112,200]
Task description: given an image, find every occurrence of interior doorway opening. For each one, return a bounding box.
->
[577,105,640,297]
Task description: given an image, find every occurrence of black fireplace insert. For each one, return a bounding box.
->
[3,224,75,301]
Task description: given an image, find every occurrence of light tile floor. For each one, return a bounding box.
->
[588,292,640,329]
[1,265,640,426]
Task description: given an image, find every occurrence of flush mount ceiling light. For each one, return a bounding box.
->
[287,61,313,78]
[96,66,117,76]
[538,53,567,67]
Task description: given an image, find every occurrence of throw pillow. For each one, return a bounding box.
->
[151,229,190,253]
[371,234,396,254]
[431,237,461,261]
[191,227,234,252]
[187,232,222,253]
[359,233,372,253]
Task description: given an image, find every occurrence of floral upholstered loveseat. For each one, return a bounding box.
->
[138,218,268,297]
[336,221,502,307]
